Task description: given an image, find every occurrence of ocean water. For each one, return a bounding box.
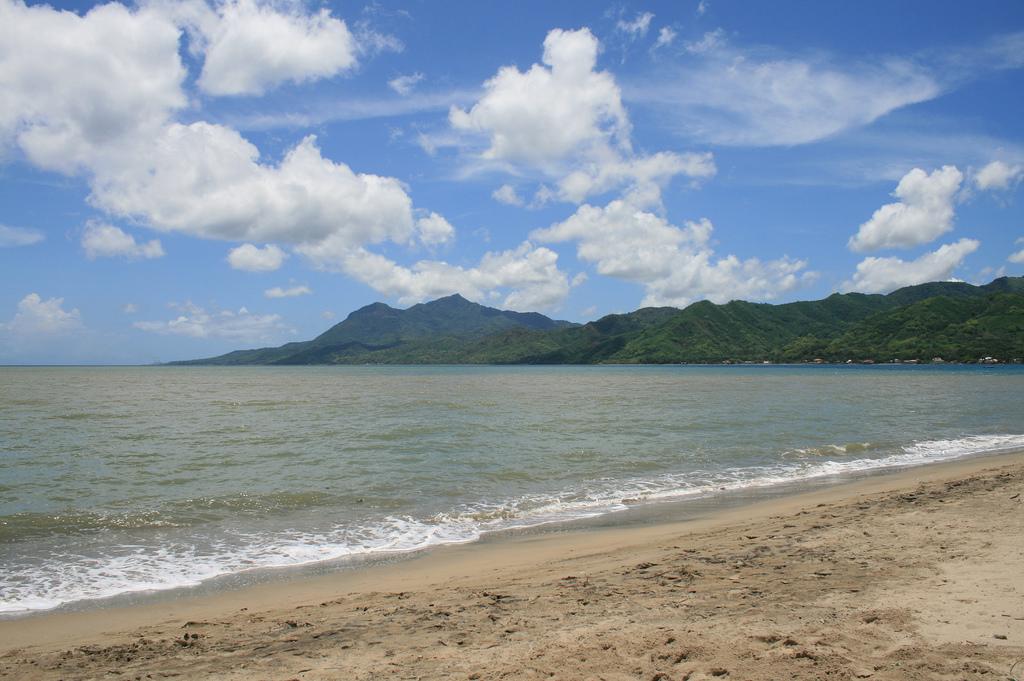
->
[2,364,1023,614]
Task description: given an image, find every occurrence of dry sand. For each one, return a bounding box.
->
[2,453,1023,680]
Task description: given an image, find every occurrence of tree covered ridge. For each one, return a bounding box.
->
[176,277,1024,365]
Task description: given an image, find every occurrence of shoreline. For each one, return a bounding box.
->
[3,443,1021,622]
[3,450,1023,679]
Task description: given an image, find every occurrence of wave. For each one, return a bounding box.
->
[2,433,1022,615]
[0,491,352,542]
[782,442,879,458]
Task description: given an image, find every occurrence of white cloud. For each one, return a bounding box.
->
[2,1,426,268]
[176,0,358,97]
[388,72,424,95]
[134,302,289,340]
[616,12,654,40]
[684,29,725,54]
[558,150,715,206]
[353,21,403,57]
[415,212,455,246]
[264,285,311,298]
[122,303,139,314]
[1009,237,1024,264]
[2,293,82,335]
[532,198,813,307]
[974,160,1023,191]
[0,0,402,171]
[311,242,571,312]
[2,0,487,317]
[0,0,186,174]
[449,27,714,205]
[697,0,708,16]
[632,44,940,146]
[848,166,963,252]
[321,310,335,320]
[492,184,524,206]
[95,129,418,251]
[0,224,44,247]
[653,27,676,50]
[842,238,980,293]
[532,185,556,206]
[81,221,164,260]
[450,28,630,168]
[227,243,287,272]
[977,265,1007,281]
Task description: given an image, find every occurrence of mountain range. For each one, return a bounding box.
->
[175,276,1024,365]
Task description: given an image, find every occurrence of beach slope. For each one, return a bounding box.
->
[2,455,1023,680]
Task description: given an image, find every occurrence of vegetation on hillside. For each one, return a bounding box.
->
[175,277,1024,365]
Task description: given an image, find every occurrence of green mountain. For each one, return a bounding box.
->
[175,294,577,365]
[176,277,1024,365]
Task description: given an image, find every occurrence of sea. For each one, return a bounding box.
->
[2,364,1023,615]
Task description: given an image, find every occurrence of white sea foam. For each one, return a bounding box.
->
[3,433,1023,614]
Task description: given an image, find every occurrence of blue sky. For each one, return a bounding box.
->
[1,0,1023,363]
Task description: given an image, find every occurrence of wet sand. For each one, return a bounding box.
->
[2,452,1023,680]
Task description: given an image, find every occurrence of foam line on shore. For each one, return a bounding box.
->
[3,433,1023,615]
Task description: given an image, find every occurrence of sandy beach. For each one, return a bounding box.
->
[2,452,1022,680]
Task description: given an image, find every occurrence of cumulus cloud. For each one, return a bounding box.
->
[848,166,963,252]
[450,28,630,167]
[172,0,358,96]
[616,12,654,40]
[632,40,940,146]
[2,0,433,282]
[0,0,187,174]
[842,238,980,293]
[492,184,523,206]
[3,0,549,322]
[415,212,455,246]
[95,129,417,250]
[0,224,44,247]
[121,303,139,314]
[388,72,424,95]
[974,160,1023,191]
[449,27,714,205]
[134,302,289,340]
[227,243,287,271]
[264,285,311,298]
[81,221,164,260]
[310,242,571,311]
[532,199,813,307]
[1,293,82,335]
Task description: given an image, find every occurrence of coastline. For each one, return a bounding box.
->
[3,450,1023,679]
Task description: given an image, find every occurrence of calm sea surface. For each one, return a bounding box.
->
[2,365,1023,614]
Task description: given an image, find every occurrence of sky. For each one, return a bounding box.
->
[1,0,1023,363]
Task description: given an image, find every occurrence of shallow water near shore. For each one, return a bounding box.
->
[2,364,1023,615]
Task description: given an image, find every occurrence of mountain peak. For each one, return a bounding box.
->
[348,301,397,317]
[426,293,473,306]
